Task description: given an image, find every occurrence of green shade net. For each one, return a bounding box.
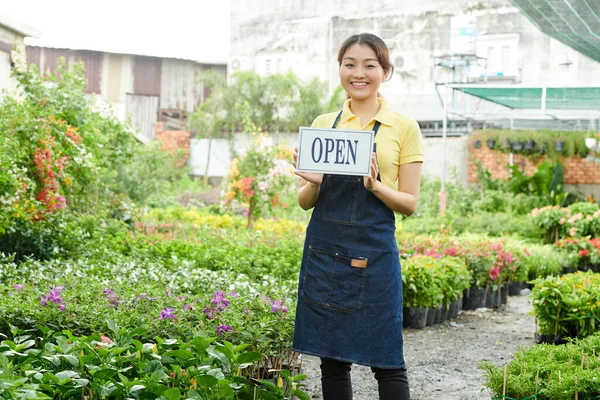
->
[453,86,600,110]
[509,0,600,63]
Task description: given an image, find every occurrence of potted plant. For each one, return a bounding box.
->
[585,130,598,150]
[473,139,482,149]
[524,140,536,152]
[511,140,524,152]
[554,139,565,153]
[486,138,496,149]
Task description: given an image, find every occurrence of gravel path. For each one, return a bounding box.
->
[298,294,536,399]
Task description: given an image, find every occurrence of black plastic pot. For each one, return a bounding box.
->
[426,307,437,326]
[473,139,482,149]
[500,283,509,305]
[435,304,447,324]
[486,139,496,149]
[448,300,458,319]
[484,287,500,308]
[463,287,487,310]
[508,281,527,296]
[511,141,524,152]
[538,142,548,154]
[524,140,536,152]
[406,307,428,329]
[554,141,565,152]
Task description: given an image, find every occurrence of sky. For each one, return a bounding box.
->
[1,0,231,63]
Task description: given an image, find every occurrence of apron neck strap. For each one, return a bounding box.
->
[332,111,382,137]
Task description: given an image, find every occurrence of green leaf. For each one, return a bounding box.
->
[55,370,78,381]
[256,379,278,391]
[236,351,262,364]
[165,349,194,360]
[146,359,164,374]
[293,389,311,400]
[93,368,118,381]
[185,389,203,399]
[60,354,80,367]
[107,320,120,337]
[194,374,218,387]
[291,374,307,382]
[206,368,225,381]
[163,387,181,400]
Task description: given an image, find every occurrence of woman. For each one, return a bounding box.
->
[292,33,424,400]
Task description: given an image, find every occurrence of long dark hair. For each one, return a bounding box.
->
[337,33,394,81]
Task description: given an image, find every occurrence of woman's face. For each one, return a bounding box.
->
[339,43,387,102]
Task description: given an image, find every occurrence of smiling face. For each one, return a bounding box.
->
[339,43,388,102]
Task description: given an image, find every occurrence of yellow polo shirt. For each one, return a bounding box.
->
[311,97,424,190]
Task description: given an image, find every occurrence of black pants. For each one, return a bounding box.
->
[320,358,410,400]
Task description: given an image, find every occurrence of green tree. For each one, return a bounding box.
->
[189,70,345,137]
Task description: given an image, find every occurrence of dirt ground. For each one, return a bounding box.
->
[298,294,536,399]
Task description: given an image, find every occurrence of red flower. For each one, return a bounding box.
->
[579,249,590,258]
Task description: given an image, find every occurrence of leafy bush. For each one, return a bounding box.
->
[0,322,308,399]
[531,271,600,338]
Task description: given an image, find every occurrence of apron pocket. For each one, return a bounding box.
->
[301,242,367,312]
[321,175,361,225]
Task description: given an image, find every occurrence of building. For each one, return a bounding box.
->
[0,13,40,92]
[229,0,600,127]
[26,46,226,142]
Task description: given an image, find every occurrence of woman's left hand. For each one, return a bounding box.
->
[363,152,379,191]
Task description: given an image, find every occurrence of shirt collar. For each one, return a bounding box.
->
[340,97,394,127]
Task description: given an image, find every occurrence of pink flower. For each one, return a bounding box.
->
[490,266,501,280]
[570,227,577,237]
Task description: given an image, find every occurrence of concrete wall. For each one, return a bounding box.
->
[188,133,468,186]
[230,0,600,122]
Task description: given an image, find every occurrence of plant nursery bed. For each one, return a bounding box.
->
[298,295,535,400]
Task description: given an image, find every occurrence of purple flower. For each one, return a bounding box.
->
[215,325,233,336]
[183,304,193,311]
[244,307,249,315]
[202,307,214,320]
[160,308,177,321]
[58,303,66,312]
[14,283,25,292]
[139,293,156,301]
[103,288,120,307]
[211,291,231,312]
[271,299,288,314]
[40,287,66,308]
[230,292,238,299]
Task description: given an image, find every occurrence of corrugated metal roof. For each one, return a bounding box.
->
[0,12,41,38]
[24,37,227,65]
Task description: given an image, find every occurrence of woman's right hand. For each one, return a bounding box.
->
[293,147,323,185]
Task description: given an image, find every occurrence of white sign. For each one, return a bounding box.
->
[296,127,374,176]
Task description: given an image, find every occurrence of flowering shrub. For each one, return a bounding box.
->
[531,271,600,339]
[221,115,297,227]
[555,237,600,269]
[531,202,600,243]
[398,233,525,288]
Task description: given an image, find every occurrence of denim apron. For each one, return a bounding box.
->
[293,111,405,369]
